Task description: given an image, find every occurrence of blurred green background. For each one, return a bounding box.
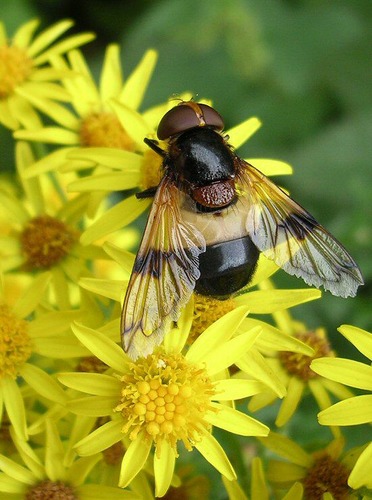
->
[1,0,371,350]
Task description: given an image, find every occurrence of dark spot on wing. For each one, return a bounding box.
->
[282,211,319,241]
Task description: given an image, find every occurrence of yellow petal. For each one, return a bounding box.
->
[75,419,123,456]
[14,126,79,145]
[67,396,117,417]
[237,349,287,398]
[234,288,321,313]
[206,403,269,436]
[275,376,304,427]
[338,324,372,361]
[186,306,250,364]
[20,363,66,404]
[154,441,175,498]
[12,272,51,319]
[164,296,194,355]
[311,358,372,391]
[282,482,304,500]
[262,432,313,467]
[68,171,140,192]
[212,379,266,400]
[195,431,236,480]
[202,326,261,376]
[348,441,372,489]
[33,33,96,66]
[100,44,122,102]
[27,19,74,56]
[58,372,121,396]
[249,254,280,287]
[247,158,293,176]
[267,459,306,484]
[110,99,151,147]
[20,147,74,178]
[0,454,35,486]
[67,147,142,170]
[226,117,262,149]
[13,19,39,48]
[80,195,151,245]
[317,395,372,426]
[119,49,158,111]
[308,378,332,411]
[251,457,270,500]
[221,476,248,500]
[119,435,152,487]
[241,318,314,356]
[1,378,28,441]
[71,323,129,373]
[78,277,124,302]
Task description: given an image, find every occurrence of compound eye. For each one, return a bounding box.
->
[157,102,224,140]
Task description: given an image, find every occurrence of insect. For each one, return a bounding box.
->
[121,101,363,359]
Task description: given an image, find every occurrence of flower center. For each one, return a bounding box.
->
[80,111,135,150]
[278,329,333,381]
[140,148,163,190]
[303,454,350,500]
[189,293,235,344]
[0,45,33,99]
[114,350,216,457]
[0,304,32,379]
[25,480,77,499]
[20,215,78,270]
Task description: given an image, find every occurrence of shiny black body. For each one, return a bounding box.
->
[195,236,259,297]
[167,127,235,185]
[155,126,259,298]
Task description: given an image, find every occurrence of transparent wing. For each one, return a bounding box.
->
[121,177,206,360]
[236,158,363,297]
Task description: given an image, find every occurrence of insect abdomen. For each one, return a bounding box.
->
[195,235,260,298]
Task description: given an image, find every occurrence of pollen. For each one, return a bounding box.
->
[189,293,235,344]
[0,45,33,99]
[140,148,163,190]
[0,304,32,379]
[303,454,350,500]
[20,215,78,270]
[114,350,217,457]
[80,111,135,150]
[25,480,77,500]
[279,329,334,381]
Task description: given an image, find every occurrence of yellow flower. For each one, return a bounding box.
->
[262,433,361,499]
[58,306,269,497]
[311,324,372,491]
[0,420,138,499]
[0,271,77,440]
[246,282,354,430]
[0,18,94,130]
[14,45,158,219]
[0,142,108,309]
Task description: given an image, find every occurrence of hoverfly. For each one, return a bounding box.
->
[121,101,363,359]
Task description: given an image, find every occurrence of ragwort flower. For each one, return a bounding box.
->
[58,306,269,497]
[0,142,108,308]
[14,45,158,220]
[262,433,363,500]
[246,282,354,429]
[0,271,74,441]
[0,18,94,130]
[312,324,372,491]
